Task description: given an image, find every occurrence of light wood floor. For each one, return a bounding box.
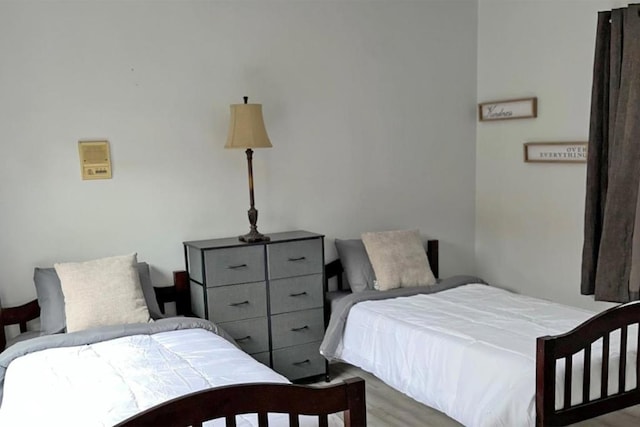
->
[311,363,640,427]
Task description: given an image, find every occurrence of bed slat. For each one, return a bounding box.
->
[288,413,299,427]
[620,326,628,393]
[602,333,610,398]
[258,412,269,426]
[583,345,591,404]
[564,355,573,409]
[319,414,329,427]
[226,415,237,427]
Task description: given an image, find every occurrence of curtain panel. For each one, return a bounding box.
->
[581,4,640,302]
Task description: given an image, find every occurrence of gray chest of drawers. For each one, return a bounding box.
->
[184,230,326,381]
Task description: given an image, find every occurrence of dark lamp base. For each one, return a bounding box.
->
[239,230,270,243]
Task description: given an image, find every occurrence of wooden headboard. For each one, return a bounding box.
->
[325,239,439,291]
[0,271,191,352]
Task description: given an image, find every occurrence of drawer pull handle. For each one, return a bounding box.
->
[291,325,309,332]
[229,300,250,307]
[227,263,248,270]
[293,359,311,366]
[235,336,251,343]
[288,256,306,262]
[289,291,307,297]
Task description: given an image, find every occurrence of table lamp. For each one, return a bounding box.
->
[225,96,272,242]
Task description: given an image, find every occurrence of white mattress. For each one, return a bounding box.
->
[0,328,336,426]
[336,283,636,427]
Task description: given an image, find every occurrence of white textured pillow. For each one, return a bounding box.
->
[361,229,436,291]
[54,253,150,332]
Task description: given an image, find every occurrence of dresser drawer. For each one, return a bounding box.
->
[204,246,265,287]
[219,317,269,355]
[271,308,324,349]
[272,341,324,381]
[207,282,267,323]
[269,274,323,315]
[267,239,323,279]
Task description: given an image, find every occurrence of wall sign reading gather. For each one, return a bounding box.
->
[478,97,537,121]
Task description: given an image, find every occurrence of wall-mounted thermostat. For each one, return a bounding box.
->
[78,140,112,180]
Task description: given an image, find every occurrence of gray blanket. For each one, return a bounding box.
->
[0,317,234,404]
[320,275,485,361]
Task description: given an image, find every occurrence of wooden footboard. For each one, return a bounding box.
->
[536,301,640,426]
[116,377,366,427]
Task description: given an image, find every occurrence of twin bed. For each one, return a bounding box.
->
[322,239,640,426]
[0,270,365,426]
[1,240,640,426]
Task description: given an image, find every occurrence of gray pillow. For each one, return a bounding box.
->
[335,239,376,293]
[34,267,66,335]
[136,262,163,320]
[34,262,163,335]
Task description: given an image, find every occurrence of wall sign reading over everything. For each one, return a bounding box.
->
[478,97,537,121]
[524,142,587,163]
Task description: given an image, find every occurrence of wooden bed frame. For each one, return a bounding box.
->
[0,271,367,427]
[537,302,640,426]
[116,378,365,427]
[325,239,640,426]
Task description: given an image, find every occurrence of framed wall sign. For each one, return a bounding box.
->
[524,142,587,163]
[478,97,537,121]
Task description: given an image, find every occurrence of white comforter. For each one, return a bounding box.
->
[336,283,636,427]
[0,328,330,426]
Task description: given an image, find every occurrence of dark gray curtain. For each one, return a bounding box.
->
[581,5,640,302]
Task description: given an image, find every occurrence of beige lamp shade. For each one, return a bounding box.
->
[225,103,272,149]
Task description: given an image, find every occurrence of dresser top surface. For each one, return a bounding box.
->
[184,230,323,250]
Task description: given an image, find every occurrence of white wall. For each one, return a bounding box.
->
[476,0,630,310]
[0,1,478,306]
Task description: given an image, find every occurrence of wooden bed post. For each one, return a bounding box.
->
[173,270,190,316]
[152,271,191,317]
[536,336,556,426]
[427,239,439,279]
[344,377,367,426]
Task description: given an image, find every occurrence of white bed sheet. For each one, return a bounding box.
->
[336,283,636,427]
[0,328,338,426]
